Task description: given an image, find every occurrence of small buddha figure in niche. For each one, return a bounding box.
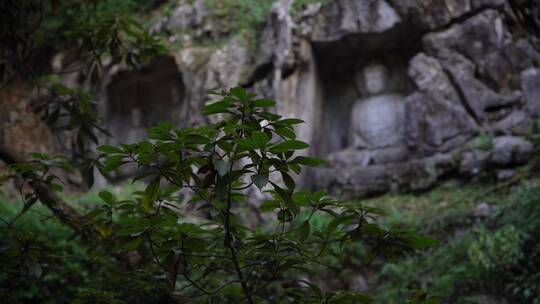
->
[329,61,408,167]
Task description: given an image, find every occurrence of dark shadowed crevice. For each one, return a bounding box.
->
[442,68,482,126]
[243,62,273,87]
[104,55,185,145]
[424,4,507,35]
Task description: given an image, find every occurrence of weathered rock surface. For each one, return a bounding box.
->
[308,0,401,41]
[328,146,408,167]
[437,51,522,122]
[389,0,508,30]
[314,153,456,197]
[424,9,540,90]
[460,150,489,177]
[522,68,540,117]
[489,136,534,166]
[491,110,533,135]
[100,0,540,195]
[406,53,478,154]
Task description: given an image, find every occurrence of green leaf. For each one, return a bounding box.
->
[281,172,296,191]
[123,237,144,251]
[50,183,64,192]
[29,152,48,160]
[258,112,281,121]
[271,182,299,215]
[329,292,372,303]
[52,83,72,95]
[145,177,160,203]
[104,155,126,172]
[253,98,276,108]
[290,163,302,174]
[213,159,228,177]
[0,174,9,185]
[203,100,234,115]
[270,140,310,153]
[252,131,270,148]
[148,123,174,140]
[327,215,356,235]
[230,87,248,101]
[217,140,234,152]
[277,209,293,222]
[251,174,268,190]
[260,200,280,212]
[97,145,123,154]
[133,171,156,182]
[99,191,114,204]
[410,236,438,249]
[292,156,327,167]
[237,138,255,150]
[185,134,210,145]
[275,127,296,139]
[276,118,304,125]
[301,280,323,298]
[207,89,224,96]
[299,221,311,241]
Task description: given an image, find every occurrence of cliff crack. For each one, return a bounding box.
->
[442,68,483,127]
[426,4,507,34]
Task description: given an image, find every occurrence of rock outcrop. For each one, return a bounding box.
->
[102,0,540,196]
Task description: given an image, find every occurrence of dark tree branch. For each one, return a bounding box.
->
[0,143,134,268]
[0,144,95,235]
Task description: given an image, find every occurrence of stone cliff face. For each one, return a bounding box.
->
[103,0,540,196]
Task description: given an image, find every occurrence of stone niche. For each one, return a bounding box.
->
[312,26,421,160]
[299,2,540,197]
[103,55,185,145]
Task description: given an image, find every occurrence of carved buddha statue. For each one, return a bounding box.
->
[329,62,407,167]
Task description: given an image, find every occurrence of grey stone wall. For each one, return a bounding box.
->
[104,0,540,196]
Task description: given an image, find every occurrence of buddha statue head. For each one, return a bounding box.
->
[355,62,390,95]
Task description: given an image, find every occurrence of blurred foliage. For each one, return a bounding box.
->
[204,0,275,34]
[373,181,540,304]
[292,0,331,11]
[0,198,116,303]
[471,132,494,151]
[468,225,525,270]
[1,0,166,190]
[159,0,331,47]
[1,0,165,85]
[200,0,331,36]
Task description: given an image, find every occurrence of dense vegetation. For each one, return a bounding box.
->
[369,180,540,303]
[3,161,540,303]
[1,86,438,303]
[2,0,540,303]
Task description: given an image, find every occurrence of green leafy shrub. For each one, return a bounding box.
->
[0,198,115,304]
[293,0,331,11]
[91,87,433,303]
[202,0,275,37]
[375,181,540,304]
[468,225,525,270]
[467,132,494,151]
[496,185,540,303]
[2,87,434,303]
[377,233,480,303]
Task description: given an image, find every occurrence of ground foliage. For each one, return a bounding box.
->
[373,180,540,304]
